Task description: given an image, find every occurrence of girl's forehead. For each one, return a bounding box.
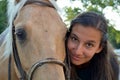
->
[72,24,102,42]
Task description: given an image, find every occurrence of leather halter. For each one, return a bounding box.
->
[8,1,70,80]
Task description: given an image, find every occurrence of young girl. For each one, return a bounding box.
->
[65,11,119,80]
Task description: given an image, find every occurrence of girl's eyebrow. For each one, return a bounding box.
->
[70,33,79,38]
[71,33,97,44]
[86,40,96,44]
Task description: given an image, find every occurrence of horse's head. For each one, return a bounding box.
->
[7,0,67,80]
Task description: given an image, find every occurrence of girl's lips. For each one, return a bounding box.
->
[71,55,80,61]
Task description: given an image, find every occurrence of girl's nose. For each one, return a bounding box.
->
[74,44,84,55]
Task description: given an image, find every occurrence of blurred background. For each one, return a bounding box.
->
[0,0,120,54]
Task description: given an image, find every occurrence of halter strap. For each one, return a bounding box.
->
[28,58,69,80]
[24,0,54,8]
[8,54,11,80]
[12,26,27,80]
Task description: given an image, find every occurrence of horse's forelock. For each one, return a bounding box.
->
[49,0,62,15]
[49,0,60,11]
[0,0,28,63]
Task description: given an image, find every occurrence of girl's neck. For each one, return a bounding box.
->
[74,61,91,69]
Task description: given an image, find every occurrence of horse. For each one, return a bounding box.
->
[0,0,69,80]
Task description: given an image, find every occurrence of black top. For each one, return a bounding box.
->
[75,55,120,80]
[76,66,91,80]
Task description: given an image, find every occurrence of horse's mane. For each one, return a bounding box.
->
[0,0,60,64]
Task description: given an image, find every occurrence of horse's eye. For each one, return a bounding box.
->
[15,28,26,42]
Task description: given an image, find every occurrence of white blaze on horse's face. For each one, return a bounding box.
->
[13,1,67,80]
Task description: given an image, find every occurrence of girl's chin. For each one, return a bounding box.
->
[71,60,83,66]
[72,61,90,68]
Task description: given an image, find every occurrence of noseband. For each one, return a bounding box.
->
[8,1,70,80]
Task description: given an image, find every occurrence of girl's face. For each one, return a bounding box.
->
[67,24,102,66]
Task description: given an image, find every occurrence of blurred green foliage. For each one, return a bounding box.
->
[0,0,7,33]
[108,26,120,48]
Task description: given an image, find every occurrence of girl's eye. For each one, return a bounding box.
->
[70,36,78,42]
[86,43,94,48]
[71,37,77,41]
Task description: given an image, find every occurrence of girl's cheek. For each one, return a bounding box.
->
[85,51,96,57]
[68,39,77,49]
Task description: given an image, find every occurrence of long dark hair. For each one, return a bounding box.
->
[65,11,119,80]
